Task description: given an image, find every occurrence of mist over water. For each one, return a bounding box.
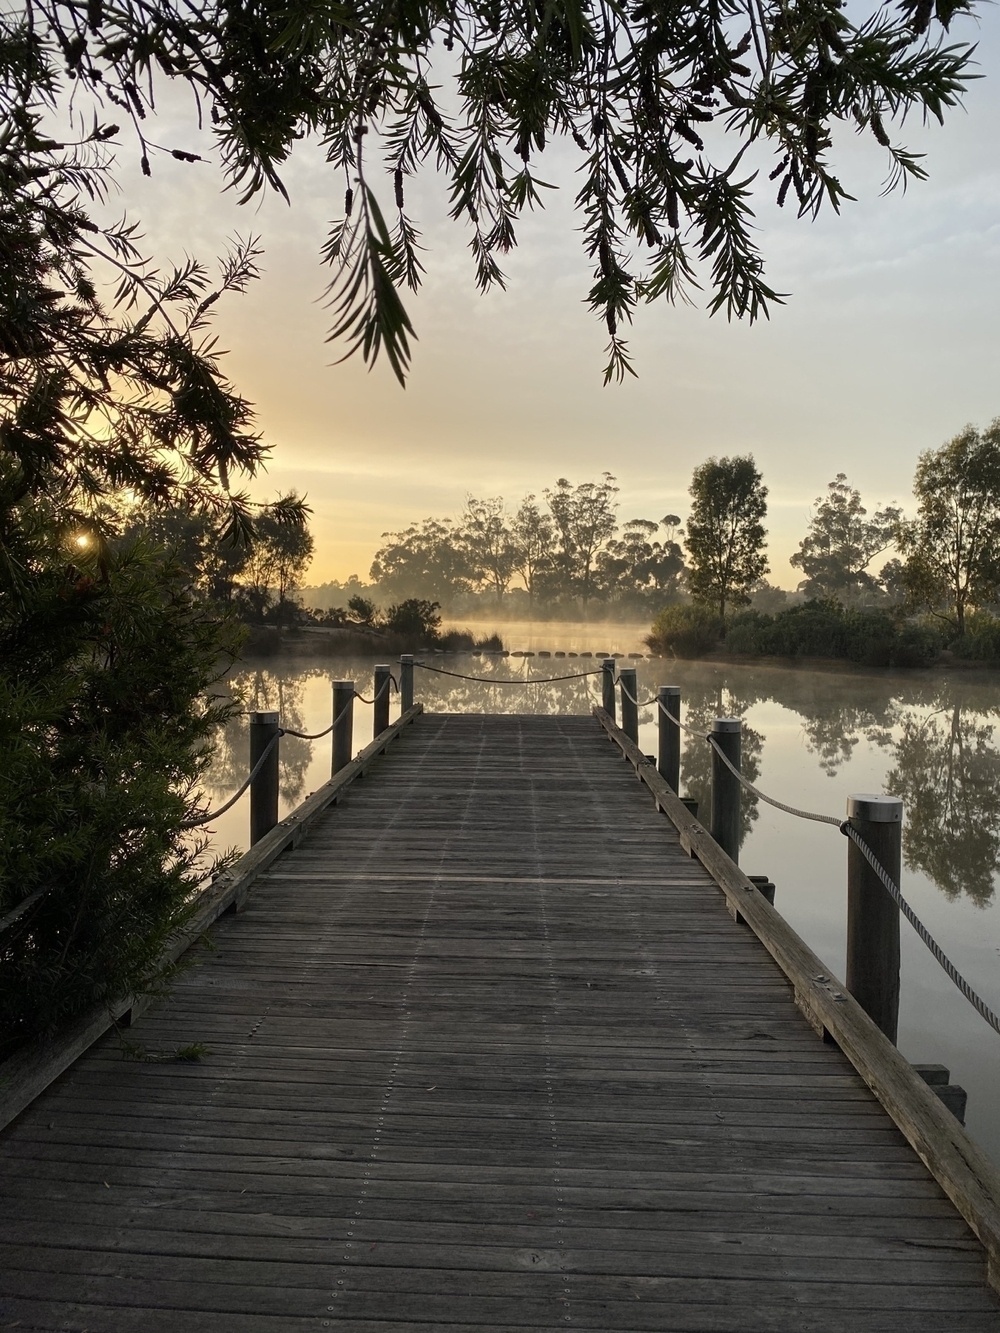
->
[440,618,652,655]
[204,625,1000,1169]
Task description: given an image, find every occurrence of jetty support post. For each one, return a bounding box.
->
[846,794,902,1044]
[374,663,391,737]
[710,718,742,865]
[657,686,681,793]
[332,680,355,776]
[249,710,280,846]
[619,667,639,745]
[601,658,617,723]
[400,654,414,712]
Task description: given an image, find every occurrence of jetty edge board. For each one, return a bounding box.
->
[593,702,1000,1291]
[0,703,424,1132]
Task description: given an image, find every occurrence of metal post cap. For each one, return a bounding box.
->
[332,680,355,689]
[249,710,279,723]
[711,718,741,732]
[847,794,903,823]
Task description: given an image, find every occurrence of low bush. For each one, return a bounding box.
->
[645,604,724,658]
[952,613,1000,663]
[474,631,505,652]
[439,627,475,651]
[383,598,442,641]
[726,599,940,668]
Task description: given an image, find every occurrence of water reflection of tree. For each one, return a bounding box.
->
[201,650,1000,909]
[887,704,1000,906]
[207,666,320,806]
[800,704,896,777]
[676,681,764,852]
[411,660,605,717]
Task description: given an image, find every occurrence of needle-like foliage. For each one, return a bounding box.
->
[16,0,979,381]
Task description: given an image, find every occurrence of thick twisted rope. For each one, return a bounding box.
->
[652,697,999,1035]
[707,730,843,828]
[185,692,358,828]
[841,823,1000,1037]
[181,728,284,828]
[616,675,660,709]
[414,661,602,685]
[354,674,394,706]
[282,694,355,741]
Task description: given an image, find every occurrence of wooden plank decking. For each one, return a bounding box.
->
[1,712,999,1331]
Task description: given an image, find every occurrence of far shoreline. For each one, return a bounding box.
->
[237,624,1000,679]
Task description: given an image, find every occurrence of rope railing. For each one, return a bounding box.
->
[354,674,394,706]
[282,694,356,741]
[181,728,284,829]
[842,824,1000,1038]
[185,689,365,827]
[650,695,1000,1037]
[414,661,603,686]
[616,675,659,709]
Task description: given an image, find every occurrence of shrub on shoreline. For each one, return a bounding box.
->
[646,598,942,667]
[645,604,724,658]
[725,601,941,667]
[952,613,1000,664]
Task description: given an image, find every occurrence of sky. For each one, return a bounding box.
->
[97,8,1000,589]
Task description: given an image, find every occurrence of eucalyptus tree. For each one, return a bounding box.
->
[370,517,473,603]
[10,0,979,387]
[510,495,556,609]
[596,517,686,607]
[545,474,619,606]
[685,455,768,622]
[896,420,1000,635]
[461,496,519,602]
[790,475,902,602]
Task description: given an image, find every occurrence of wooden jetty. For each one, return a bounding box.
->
[2,709,1000,1331]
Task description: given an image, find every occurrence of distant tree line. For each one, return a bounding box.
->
[299,418,1000,666]
[306,475,685,619]
[647,419,1000,665]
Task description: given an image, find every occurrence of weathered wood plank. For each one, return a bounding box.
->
[0,705,424,1133]
[1,711,998,1329]
[594,704,1000,1292]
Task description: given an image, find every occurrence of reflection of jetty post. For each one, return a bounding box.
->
[601,658,616,723]
[400,655,414,712]
[710,718,741,864]
[249,710,280,846]
[619,667,639,744]
[846,794,902,1043]
[332,680,355,775]
[657,686,681,793]
[374,664,391,737]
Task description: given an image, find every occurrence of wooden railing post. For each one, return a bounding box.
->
[332,680,355,775]
[601,658,617,723]
[374,663,391,737]
[249,710,280,846]
[846,794,902,1044]
[710,718,741,864]
[400,654,414,712]
[657,685,681,793]
[619,666,639,744]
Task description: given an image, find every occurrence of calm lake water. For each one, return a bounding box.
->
[204,624,1000,1169]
